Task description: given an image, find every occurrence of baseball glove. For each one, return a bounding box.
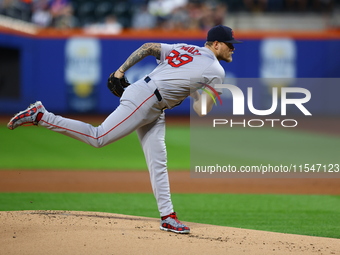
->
[107,72,131,97]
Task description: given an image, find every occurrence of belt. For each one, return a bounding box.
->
[144,76,162,102]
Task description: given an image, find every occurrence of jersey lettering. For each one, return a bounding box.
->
[180,46,201,55]
[166,50,193,68]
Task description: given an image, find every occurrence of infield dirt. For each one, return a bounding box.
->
[1,116,339,254]
[0,171,340,255]
[1,210,340,255]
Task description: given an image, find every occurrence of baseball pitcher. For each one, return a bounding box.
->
[8,25,242,234]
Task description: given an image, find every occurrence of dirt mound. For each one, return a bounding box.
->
[0,211,339,255]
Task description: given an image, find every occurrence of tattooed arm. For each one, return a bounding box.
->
[114,43,161,78]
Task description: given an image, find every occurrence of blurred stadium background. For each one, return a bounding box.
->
[0,0,339,240]
[0,0,339,116]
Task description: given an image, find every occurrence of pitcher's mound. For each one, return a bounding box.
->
[0,210,338,255]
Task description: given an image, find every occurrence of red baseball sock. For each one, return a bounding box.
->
[35,112,44,123]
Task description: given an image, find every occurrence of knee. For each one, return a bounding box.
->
[89,140,106,148]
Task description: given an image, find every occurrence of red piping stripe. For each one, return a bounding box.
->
[41,93,155,140]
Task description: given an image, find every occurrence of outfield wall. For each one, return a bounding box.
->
[0,28,339,115]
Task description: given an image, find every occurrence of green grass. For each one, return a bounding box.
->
[0,125,189,170]
[2,124,339,171]
[1,123,339,239]
[0,192,339,238]
[191,127,340,168]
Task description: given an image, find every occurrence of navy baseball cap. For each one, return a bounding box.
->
[207,25,242,44]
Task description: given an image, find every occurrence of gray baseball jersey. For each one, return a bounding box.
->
[39,43,225,217]
[148,43,225,109]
